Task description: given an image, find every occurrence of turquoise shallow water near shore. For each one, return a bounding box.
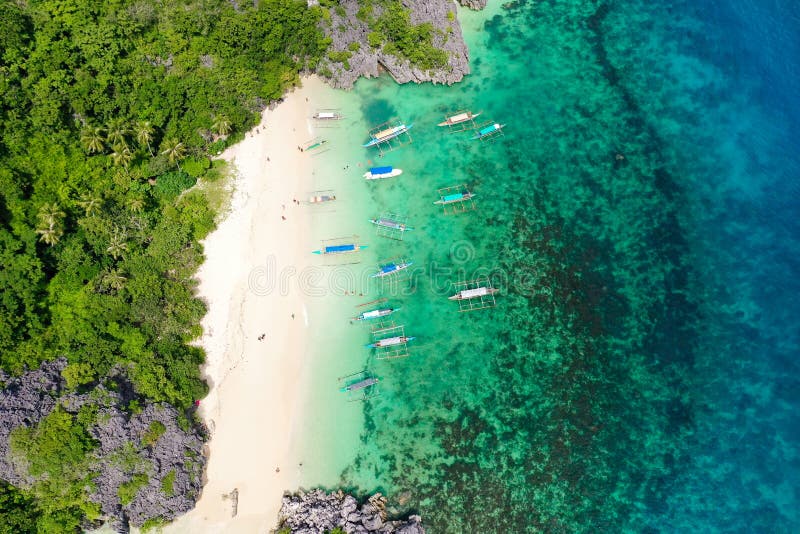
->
[296,1,800,531]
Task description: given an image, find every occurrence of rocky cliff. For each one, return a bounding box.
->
[278,489,425,534]
[317,0,474,89]
[0,359,205,531]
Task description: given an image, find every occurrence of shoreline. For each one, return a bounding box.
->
[166,77,326,533]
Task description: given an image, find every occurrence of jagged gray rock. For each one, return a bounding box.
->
[317,0,471,89]
[278,489,425,534]
[458,0,488,9]
[0,359,205,532]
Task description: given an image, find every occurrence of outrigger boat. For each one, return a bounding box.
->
[352,307,400,322]
[371,261,412,278]
[438,111,481,127]
[369,216,412,231]
[472,123,505,140]
[449,286,499,300]
[435,191,475,205]
[313,111,342,120]
[363,124,413,147]
[308,192,336,203]
[303,138,327,151]
[339,376,379,393]
[312,243,367,255]
[364,166,403,180]
[366,335,415,348]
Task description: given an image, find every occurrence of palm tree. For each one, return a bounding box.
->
[106,228,128,260]
[128,197,144,213]
[35,203,65,246]
[106,118,129,148]
[101,268,127,292]
[80,126,105,154]
[77,194,102,217]
[110,145,133,170]
[134,120,155,156]
[161,138,187,170]
[211,115,232,137]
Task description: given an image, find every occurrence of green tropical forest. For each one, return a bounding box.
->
[0,0,328,530]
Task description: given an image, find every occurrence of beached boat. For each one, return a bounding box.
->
[366,335,416,348]
[472,123,505,140]
[313,111,342,120]
[339,376,379,393]
[449,286,499,300]
[435,191,475,205]
[353,307,400,321]
[312,243,367,255]
[363,166,403,180]
[363,124,413,147]
[438,111,481,127]
[370,261,413,278]
[303,138,327,151]
[308,193,336,203]
[369,216,412,231]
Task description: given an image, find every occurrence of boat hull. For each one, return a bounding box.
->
[364,169,403,180]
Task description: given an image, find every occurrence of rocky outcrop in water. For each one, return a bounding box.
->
[458,0,488,9]
[318,0,471,89]
[0,359,205,532]
[278,489,425,533]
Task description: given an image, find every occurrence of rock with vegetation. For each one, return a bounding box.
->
[278,489,425,533]
[458,0,488,10]
[316,0,471,88]
[0,359,205,531]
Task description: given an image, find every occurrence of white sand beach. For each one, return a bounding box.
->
[166,77,327,533]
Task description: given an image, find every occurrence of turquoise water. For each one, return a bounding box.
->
[297,1,800,531]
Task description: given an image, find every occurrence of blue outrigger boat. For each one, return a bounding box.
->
[363,124,413,147]
[435,191,475,205]
[312,243,367,255]
[472,122,504,140]
[363,166,403,180]
[371,261,412,278]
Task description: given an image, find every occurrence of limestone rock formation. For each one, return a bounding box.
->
[0,359,205,532]
[278,489,425,533]
[458,0,488,9]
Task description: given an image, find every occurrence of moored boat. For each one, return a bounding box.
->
[308,193,336,203]
[435,191,475,205]
[363,124,412,147]
[438,111,481,127]
[312,243,367,255]
[353,307,400,321]
[366,335,416,348]
[449,286,499,300]
[363,166,403,180]
[370,261,412,278]
[369,216,412,231]
[339,376,379,393]
[472,123,504,140]
[313,111,342,120]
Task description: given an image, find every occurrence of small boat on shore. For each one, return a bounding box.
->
[363,124,413,147]
[435,191,475,205]
[449,286,499,300]
[472,123,505,140]
[313,111,343,120]
[438,111,481,127]
[369,216,412,231]
[308,193,336,203]
[366,335,416,348]
[312,243,367,255]
[371,261,412,278]
[303,138,327,151]
[353,307,400,321]
[364,166,403,180]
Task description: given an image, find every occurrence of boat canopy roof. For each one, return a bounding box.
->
[460,287,490,298]
[450,112,470,122]
[478,124,499,135]
[443,192,466,202]
[381,264,397,273]
[370,166,393,174]
[325,244,356,253]
[317,112,336,118]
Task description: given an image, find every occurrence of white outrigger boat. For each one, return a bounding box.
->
[363,166,403,180]
[363,124,412,147]
[449,286,499,300]
[371,261,413,278]
[438,110,481,127]
[369,216,412,231]
[308,192,336,203]
[352,307,400,322]
[366,335,415,348]
[313,111,343,120]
